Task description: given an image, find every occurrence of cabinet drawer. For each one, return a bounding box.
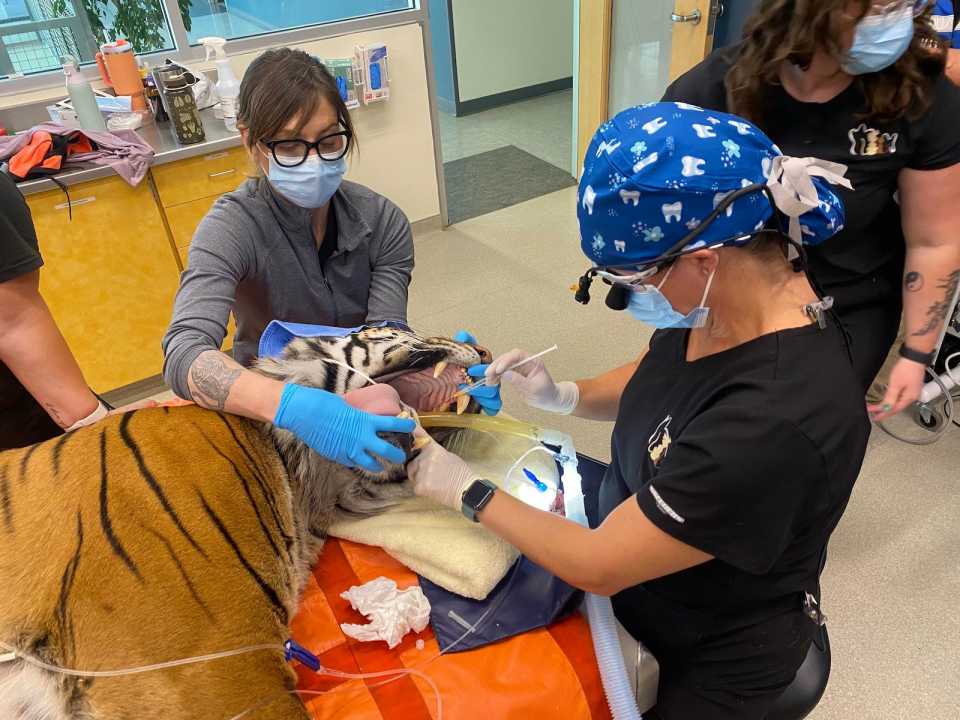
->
[152,146,249,207]
[27,175,181,391]
[166,194,221,252]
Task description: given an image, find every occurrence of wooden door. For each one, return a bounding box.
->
[576,0,718,168]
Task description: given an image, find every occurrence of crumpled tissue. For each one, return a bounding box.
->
[340,577,431,649]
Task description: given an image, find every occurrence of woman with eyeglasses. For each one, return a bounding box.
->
[162,48,415,473]
[409,104,869,719]
[662,0,960,423]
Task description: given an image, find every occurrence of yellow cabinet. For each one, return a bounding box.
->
[164,195,222,264]
[151,146,250,207]
[27,175,181,392]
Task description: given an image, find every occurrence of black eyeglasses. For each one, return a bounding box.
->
[262,128,352,167]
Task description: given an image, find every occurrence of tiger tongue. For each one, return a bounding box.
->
[383,365,468,413]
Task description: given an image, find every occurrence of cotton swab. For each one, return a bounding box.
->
[451,344,559,399]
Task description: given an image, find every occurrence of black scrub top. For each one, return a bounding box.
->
[0,171,63,451]
[662,46,960,386]
[598,318,869,696]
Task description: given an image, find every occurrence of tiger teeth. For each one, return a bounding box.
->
[413,435,430,450]
[456,394,470,415]
[433,361,448,378]
[397,410,411,419]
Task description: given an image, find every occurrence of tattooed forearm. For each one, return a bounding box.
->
[904,271,924,292]
[911,269,960,337]
[189,352,242,411]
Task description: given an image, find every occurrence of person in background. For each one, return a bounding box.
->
[163,48,421,472]
[933,0,960,82]
[410,104,867,719]
[661,0,960,422]
[0,170,108,451]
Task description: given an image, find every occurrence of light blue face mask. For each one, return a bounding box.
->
[842,7,914,75]
[265,152,346,208]
[627,264,716,329]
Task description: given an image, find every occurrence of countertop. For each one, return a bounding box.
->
[17,107,243,196]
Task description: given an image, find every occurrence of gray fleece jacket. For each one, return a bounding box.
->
[161,177,413,399]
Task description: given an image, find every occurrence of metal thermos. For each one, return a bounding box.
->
[154,66,206,145]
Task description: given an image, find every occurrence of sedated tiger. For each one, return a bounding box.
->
[0,327,488,720]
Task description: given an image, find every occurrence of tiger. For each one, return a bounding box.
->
[0,327,488,720]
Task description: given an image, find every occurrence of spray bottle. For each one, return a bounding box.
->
[63,56,106,131]
[199,36,240,131]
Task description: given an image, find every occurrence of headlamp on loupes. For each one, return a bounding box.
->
[573,183,804,309]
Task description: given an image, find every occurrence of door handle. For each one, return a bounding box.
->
[208,168,237,179]
[670,9,702,24]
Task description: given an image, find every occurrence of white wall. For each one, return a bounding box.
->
[451,0,574,102]
[0,23,441,223]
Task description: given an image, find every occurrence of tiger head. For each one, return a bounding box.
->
[254,328,490,515]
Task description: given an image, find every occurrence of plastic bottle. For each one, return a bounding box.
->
[63,56,106,131]
[200,36,240,132]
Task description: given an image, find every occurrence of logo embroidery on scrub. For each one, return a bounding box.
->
[848,123,899,157]
[647,414,673,467]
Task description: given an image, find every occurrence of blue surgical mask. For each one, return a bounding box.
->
[842,8,914,75]
[265,152,346,208]
[627,265,716,329]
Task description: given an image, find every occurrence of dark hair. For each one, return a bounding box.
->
[237,48,355,152]
[726,0,946,127]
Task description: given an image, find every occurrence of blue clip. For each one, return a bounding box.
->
[284,639,321,671]
[523,468,548,492]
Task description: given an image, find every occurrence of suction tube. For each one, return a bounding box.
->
[418,413,643,719]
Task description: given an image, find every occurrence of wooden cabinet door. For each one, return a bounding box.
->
[27,175,181,391]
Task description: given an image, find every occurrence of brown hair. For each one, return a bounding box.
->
[726,0,946,127]
[236,47,356,153]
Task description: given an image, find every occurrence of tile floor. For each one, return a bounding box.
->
[437,89,574,175]
[409,187,960,720]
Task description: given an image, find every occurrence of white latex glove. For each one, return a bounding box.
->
[407,435,478,512]
[485,348,579,415]
[64,400,109,432]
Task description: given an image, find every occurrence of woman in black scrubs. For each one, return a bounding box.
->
[663,0,960,421]
[410,104,870,719]
[0,171,108,450]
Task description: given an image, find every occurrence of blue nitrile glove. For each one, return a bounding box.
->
[273,384,416,473]
[460,364,502,416]
[453,329,478,345]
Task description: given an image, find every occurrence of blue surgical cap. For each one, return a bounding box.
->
[577,102,847,268]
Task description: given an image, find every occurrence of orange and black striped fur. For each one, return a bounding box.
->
[0,328,483,720]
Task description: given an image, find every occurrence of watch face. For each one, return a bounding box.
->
[463,479,495,512]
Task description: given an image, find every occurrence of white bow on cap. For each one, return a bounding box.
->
[765,155,853,248]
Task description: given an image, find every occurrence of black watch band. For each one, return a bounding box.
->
[461,478,497,523]
[898,343,935,366]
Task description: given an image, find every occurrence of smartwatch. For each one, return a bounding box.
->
[461,478,497,522]
[898,343,935,367]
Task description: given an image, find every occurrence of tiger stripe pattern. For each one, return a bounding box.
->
[0,327,484,720]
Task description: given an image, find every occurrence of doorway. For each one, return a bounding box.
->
[576,0,719,166]
[427,0,577,225]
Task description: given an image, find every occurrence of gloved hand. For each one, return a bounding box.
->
[452,330,502,415]
[274,384,415,473]
[453,329,478,344]
[407,434,478,511]
[486,348,579,415]
[460,364,502,416]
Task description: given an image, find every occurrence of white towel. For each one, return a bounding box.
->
[329,497,518,600]
[329,426,560,600]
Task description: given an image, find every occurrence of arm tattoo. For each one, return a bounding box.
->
[911,269,960,337]
[904,271,924,292]
[189,353,242,411]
